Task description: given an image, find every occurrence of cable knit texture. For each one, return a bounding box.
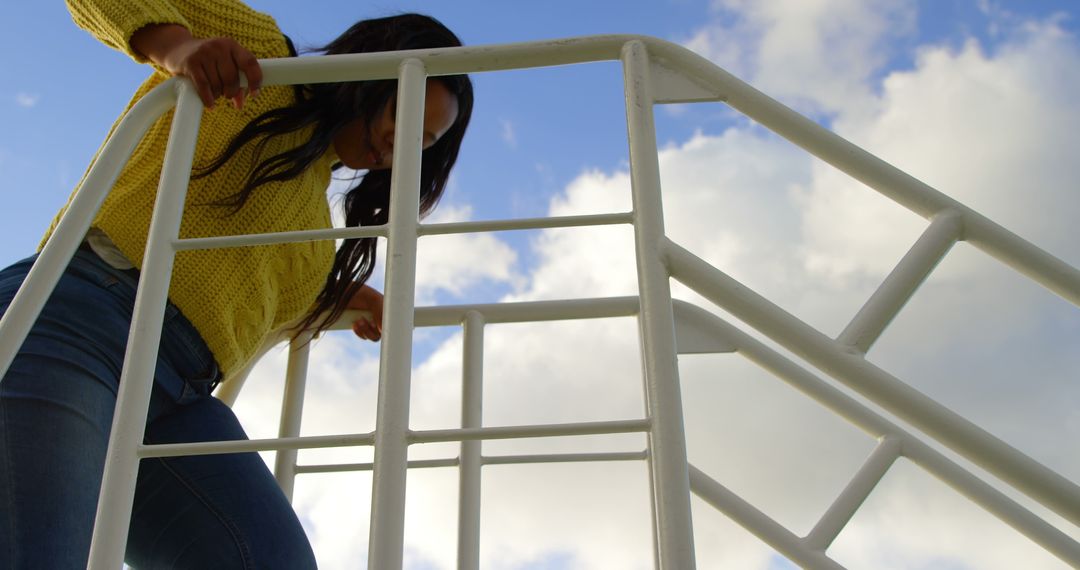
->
[48,0,337,378]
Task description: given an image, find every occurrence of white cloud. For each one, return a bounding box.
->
[414,204,521,304]
[499,118,517,148]
[323,180,521,304]
[685,0,915,118]
[821,22,1080,270]
[14,92,39,108]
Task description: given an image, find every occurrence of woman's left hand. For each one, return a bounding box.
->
[347,285,384,341]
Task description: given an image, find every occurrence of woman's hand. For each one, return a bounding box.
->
[347,285,384,342]
[130,23,263,109]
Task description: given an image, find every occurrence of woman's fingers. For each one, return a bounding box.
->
[216,55,239,105]
[178,38,261,109]
[131,25,262,109]
[352,318,382,342]
[188,61,216,108]
[235,47,263,101]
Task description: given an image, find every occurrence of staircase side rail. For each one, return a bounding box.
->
[665,239,1080,528]
[673,301,1080,567]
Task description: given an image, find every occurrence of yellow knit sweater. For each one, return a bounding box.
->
[47,0,337,378]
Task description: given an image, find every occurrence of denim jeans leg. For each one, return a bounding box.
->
[0,252,150,569]
[1,251,316,569]
[127,396,317,570]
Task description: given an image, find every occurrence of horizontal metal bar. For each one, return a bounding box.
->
[483,451,648,466]
[292,451,648,474]
[419,212,632,236]
[410,419,652,444]
[689,464,844,570]
[296,458,459,474]
[174,225,387,251]
[253,35,648,86]
[804,436,903,551]
[170,213,630,285]
[173,213,631,252]
[837,211,963,353]
[138,432,375,458]
[325,296,641,332]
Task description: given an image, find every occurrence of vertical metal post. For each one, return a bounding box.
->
[86,81,204,569]
[620,40,697,569]
[458,311,485,569]
[367,58,427,570]
[275,333,314,501]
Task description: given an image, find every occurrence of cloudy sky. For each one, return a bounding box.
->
[3,0,1080,568]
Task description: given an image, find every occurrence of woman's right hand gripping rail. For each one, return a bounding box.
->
[130,22,263,109]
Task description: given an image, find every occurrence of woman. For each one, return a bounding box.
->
[0,0,473,568]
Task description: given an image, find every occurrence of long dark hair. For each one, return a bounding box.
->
[194,14,474,336]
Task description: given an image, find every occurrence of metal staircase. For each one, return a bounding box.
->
[0,35,1077,569]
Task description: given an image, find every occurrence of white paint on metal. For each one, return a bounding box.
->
[650,59,725,105]
[665,239,1080,527]
[140,432,378,458]
[419,211,633,236]
[367,58,427,570]
[622,40,697,569]
[804,436,903,551]
[412,418,652,444]
[174,224,387,251]
[685,304,1080,566]
[458,311,485,570]
[837,211,963,352]
[0,32,1075,570]
[88,80,204,570]
[689,464,846,570]
[672,301,737,354]
[274,333,314,501]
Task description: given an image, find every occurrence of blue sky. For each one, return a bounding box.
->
[3,1,1080,569]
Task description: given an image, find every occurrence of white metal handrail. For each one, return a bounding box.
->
[0,34,1076,569]
[250,298,1080,567]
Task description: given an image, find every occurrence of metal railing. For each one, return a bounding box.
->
[0,34,1077,569]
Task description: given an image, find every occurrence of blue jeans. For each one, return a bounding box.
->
[0,249,317,569]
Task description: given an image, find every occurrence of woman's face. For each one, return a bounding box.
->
[333,79,459,170]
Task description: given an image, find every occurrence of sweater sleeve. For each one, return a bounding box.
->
[65,0,286,67]
[64,0,191,64]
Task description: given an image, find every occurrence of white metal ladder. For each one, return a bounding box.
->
[0,35,1077,569]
